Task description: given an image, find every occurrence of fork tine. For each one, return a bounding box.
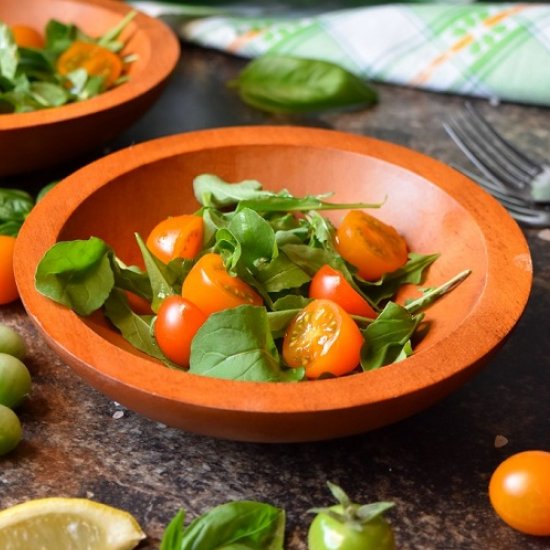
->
[444,117,533,190]
[464,102,542,176]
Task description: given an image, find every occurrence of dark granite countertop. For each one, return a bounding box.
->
[1,44,549,550]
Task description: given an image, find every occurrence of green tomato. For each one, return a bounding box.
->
[0,353,32,408]
[0,324,27,359]
[308,505,395,550]
[0,404,22,455]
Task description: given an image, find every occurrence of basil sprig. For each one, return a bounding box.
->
[229,54,377,114]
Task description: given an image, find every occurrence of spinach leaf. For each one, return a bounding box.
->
[34,237,115,316]
[179,501,285,550]
[190,305,303,382]
[360,302,423,371]
[103,288,176,367]
[229,54,377,114]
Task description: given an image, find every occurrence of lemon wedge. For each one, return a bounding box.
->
[0,497,146,550]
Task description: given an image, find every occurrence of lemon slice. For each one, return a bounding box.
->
[0,497,146,550]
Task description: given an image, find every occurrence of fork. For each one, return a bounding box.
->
[443,102,550,226]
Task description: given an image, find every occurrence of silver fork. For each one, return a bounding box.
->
[443,102,550,226]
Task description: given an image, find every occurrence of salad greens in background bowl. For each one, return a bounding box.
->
[14,126,531,442]
[0,0,179,177]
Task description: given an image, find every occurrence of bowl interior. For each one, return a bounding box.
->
[14,127,532,441]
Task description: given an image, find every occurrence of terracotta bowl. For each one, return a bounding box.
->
[0,0,179,177]
[14,127,532,443]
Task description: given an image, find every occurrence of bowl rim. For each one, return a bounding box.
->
[0,0,180,130]
[14,126,533,416]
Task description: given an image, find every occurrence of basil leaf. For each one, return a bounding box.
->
[360,302,423,371]
[34,237,115,316]
[103,289,176,367]
[160,509,185,550]
[230,54,377,114]
[180,501,285,550]
[190,305,303,382]
[360,252,440,306]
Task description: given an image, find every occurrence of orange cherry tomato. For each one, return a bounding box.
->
[154,295,207,367]
[309,264,377,318]
[0,236,18,305]
[11,25,44,49]
[336,210,408,281]
[282,298,363,379]
[181,253,263,316]
[56,40,123,89]
[489,450,550,536]
[146,215,204,265]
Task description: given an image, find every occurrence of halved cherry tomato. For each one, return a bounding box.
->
[146,215,204,264]
[282,298,363,379]
[11,25,44,49]
[336,211,408,281]
[309,264,377,318]
[154,295,207,367]
[181,253,263,316]
[489,450,550,536]
[56,40,123,89]
[0,236,18,305]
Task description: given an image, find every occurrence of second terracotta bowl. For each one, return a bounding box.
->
[14,127,532,442]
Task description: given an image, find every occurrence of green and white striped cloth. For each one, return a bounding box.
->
[134,2,550,106]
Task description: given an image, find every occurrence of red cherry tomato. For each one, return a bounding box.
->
[489,450,550,536]
[146,215,204,264]
[181,253,263,316]
[154,295,207,367]
[282,298,363,379]
[0,236,19,305]
[11,25,44,49]
[125,291,153,315]
[336,211,408,281]
[309,264,377,318]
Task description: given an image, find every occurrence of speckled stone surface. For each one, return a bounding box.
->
[1,45,549,549]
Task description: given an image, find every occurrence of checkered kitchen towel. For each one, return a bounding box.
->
[135,2,550,106]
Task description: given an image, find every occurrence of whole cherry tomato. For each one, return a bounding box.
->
[336,211,408,281]
[282,299,363,379]
[489,450,550,536]
[154,295,207,367]
[309,265,377,318]
[0,236,19,305]
[181,253,263,316]
[10,25,44,49]
[146,215,204,264]
[57,40,123,90]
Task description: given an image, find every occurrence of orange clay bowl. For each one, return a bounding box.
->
[14,127,532,443]
[0,0,179,177]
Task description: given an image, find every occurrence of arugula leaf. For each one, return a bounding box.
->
[194,174,270,208]
[179,501,285,550]
[190,305,303,382]
[44,20,80,55]
[0,23,19,80]
[255,252,310,294]
[229,54,377,114]
[360,302,423,371]
[267,308,301,339]
[34,237,115,316]
[111,258,153,302]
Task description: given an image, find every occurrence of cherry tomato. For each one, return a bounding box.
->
[309,265,377,318]
[308,482,395,550]
[56,40,123,89]
[125,291,153,315]
[146,215,204,264]
[154,295,207,367]
[489,450,550,536]
[282,299,363,379]
[181,253,263,316]
[0,236,19,305]
[336,211,408,281]
[11,25,45,49]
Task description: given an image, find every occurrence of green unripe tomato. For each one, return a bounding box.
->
[0,324,27,359]
[308,504,395,550]
[0,353,32,408]
[0,404,22,455]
